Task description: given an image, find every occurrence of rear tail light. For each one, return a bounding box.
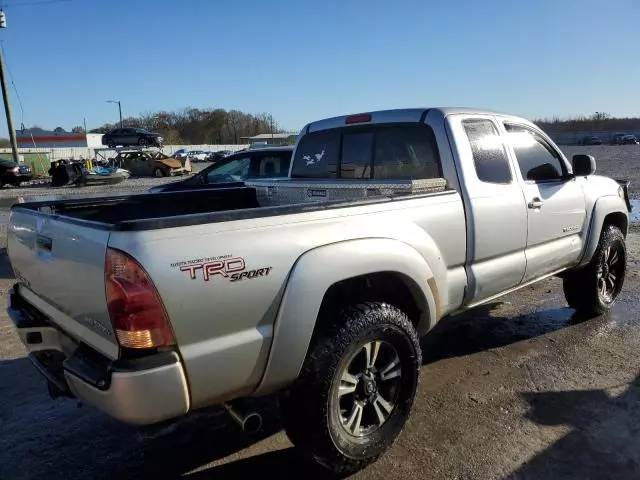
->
[345,113,372,124]
[105,248,175,349]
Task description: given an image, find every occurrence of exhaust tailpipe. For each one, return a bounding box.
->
[223,402,263,434]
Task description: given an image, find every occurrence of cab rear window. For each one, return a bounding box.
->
[291,123,442,180]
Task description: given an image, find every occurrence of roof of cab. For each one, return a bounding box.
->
[303,107,529,134]
[233,145,295,154]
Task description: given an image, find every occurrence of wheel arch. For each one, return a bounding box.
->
[578,196,629,268]
[253,238,439,396]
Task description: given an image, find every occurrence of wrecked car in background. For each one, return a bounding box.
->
[112,150,191,177]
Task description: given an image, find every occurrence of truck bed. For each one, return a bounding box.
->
[16,187,261,226]
[12,180,450,231]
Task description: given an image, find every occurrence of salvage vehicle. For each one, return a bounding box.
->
[6,107,631,475]
[0,158,33,186]
[148,145,292,193]
[112,150,190,177]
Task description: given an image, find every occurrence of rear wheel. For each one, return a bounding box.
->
[153,167,165,178]
[563,225,626,317]
[280,302,421,475]
[138,137,147,147]
[107,140,115,148]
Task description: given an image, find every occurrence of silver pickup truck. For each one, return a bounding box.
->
[7,108,631,474]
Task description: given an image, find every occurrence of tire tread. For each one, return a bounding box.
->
[280,301,421,475]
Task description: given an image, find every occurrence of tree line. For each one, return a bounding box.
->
[89,108,285,145]
[535,112,640,133]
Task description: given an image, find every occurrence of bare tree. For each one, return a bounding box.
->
[89,108,280,144]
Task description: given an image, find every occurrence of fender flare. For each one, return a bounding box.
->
[577,195,629,268]
[253,237,438,396]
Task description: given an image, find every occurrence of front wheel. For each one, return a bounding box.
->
[280,302,421,475]
[153,167,165,178]
[563,225,626,317]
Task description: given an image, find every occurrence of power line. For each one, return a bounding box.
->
[0,0,73,8]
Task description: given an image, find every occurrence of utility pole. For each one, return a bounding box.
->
[0,10,20,164]
[270,115,274,142]
[107,100,123,128]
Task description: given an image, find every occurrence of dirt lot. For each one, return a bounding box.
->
[561,145,640,197]
[1,150,640,479]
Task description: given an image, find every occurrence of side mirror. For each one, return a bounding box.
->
[573,154,596,176]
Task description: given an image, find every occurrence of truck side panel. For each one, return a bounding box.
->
[442,113,529,305]
[253,237,439,396]
[109,191,466,408]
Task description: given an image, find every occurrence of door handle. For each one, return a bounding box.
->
[528,198,543,209]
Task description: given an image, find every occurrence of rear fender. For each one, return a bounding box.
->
[253,238,437,396]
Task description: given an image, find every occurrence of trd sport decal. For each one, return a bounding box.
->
[172,255,273,282]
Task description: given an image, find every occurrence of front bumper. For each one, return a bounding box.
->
[8,285,190,425]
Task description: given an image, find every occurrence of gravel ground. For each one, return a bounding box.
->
[559,145,640,197]
[1,153,640,479]
[0,162,210,201]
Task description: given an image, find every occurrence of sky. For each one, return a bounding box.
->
[0,0,637,136]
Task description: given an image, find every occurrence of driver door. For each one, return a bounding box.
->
[503,122,587,283]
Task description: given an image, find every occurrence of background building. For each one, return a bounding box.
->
[242,133,298,146]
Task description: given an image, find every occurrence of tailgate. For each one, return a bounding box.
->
[7,209,118,359]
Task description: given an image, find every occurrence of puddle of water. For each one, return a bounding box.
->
[631,199,640,222]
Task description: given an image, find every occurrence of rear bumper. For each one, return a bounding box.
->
[8,285,190,425]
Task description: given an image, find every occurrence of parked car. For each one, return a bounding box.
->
[0,158,33,186]
[172,148,189,159]
[581,135,602,145]
[611,133,628,145]
[101,128,164,148]
[6,107,631,475]
[186,150,208,162]
[148,146,292,193]
[112,150,189,177]
[622,134,639,145]
[204,151,225,162]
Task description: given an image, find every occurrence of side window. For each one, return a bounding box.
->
[462,119,512,184]
[504,123,565,182]
[255,154,285,177]
[373,125,441,180]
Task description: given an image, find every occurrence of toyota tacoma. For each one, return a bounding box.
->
[6,108,631,474]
